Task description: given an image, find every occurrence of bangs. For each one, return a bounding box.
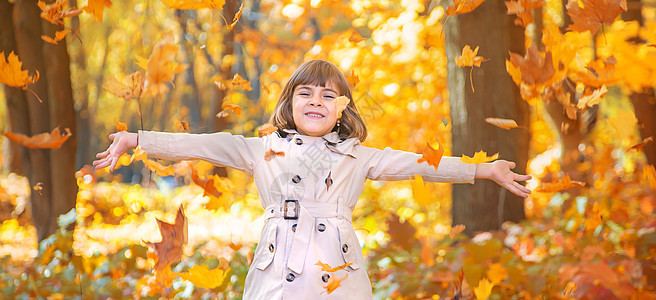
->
[290,60,348,93]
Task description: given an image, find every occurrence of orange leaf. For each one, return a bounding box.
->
[508,46,555,85]
[315,260,353,272]
[227,3,244,30]
[261,84,271,94]
[143,159,175,176]
[143,34,187,98]
[0,51,39,89]
[82,0,112,22]
[334,96,350,119]
[455,45,486,68]
[348,30,365,43]
[176,265,229,289]
[460,151,498,164]
[535,175,585,193]
[643,165,656,190]
[231,73,252,91]
[190,166,223,199]
[345,71,359,89]
[175,119,189,132]
[114,118,127,132]
[130,145,147,163]
[629,136,653,151]
[505,0,543,27]
[576,85,607,109]
[449,224,466,238]
[103,71,145,101]
[264,149,285,161]
[38,0,83,26]
[145,205,188,272]
[257,123,278,137]
[417,140,444,170]
[41,29,71,45]
[485,117,518,130]
[445,0,486,16]
[33,182,44,191]
[566,0,627,35]
[216,104,242,118]
[161,0,225,9]
[323,273,348,294]
[4,127,71,149]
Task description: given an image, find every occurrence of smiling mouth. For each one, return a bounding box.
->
[305,112,325,118]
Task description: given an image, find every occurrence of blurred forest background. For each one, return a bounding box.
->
[1,0,656,298]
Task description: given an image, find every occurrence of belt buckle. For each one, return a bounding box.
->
[284,199,299,220]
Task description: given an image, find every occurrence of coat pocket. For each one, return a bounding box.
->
[255,221,277,270]
[337,222,361,270]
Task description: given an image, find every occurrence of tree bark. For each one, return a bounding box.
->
[445,0,530,235]
[1,0,31,176]
[13,0,54,242]
[41,1,78,236]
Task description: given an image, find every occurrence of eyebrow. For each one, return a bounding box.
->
[296,85,337,94]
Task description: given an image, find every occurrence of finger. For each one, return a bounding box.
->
[109,133,116,140]
[514,174,532,181]
[514,182,531,195]
[109,156,118,173]
[96,149,110,158]
[508,185,528,198]
[509,161,516,169]
[94,157,110,169]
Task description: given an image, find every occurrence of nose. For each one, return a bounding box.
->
[308,95,323,107]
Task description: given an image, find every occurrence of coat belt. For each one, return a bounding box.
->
[263,201,353,274]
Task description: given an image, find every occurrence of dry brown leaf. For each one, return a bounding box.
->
[38,0,83,26]
[508,46,555,86]
[227,3,244,30]
[216,104,242,118]
[4,127,71,149]
[629,136,653,151]
[535,175,585,193]
[41,29,71,45]
[264,149,285,161]
[485,117,518,130]
[257,123,278,137]
[567,0,627,35]
[145,205,187,272]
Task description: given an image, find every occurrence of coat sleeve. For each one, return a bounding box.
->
[138,130,265,174]
[355,145,477,183]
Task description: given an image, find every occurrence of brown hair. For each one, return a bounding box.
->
[269,59,368,142]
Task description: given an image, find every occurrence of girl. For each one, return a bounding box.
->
[93,60,531,299]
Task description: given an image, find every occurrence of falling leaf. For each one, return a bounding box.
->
[41,29,71,45]
[508,46,555,85]
[315,260,353,272]
[175,120,189,132]
[576,85,608,109]
[216,104,242,118]
[33,182,44,191]
[566,0,627,35]
[143,159,175,176]
[449,224,466,238]
[411,174,431,207]
[474,278,494,300]
[487,263,508,285]
[485,117,518,130]
[83,0,112,22]
[190,166,223,199]
[145,205,187,272]
[130,145,147,163]
[0,51,39,89]
[334,96,350,119]
[143,34,187,98]
[228,240,242,251]
[574,57,617,87]
[564,282,577,296]
[114,118,127,132]
[323,273,348,294]
[227,3,244,30]
[629,136,653,151]
[460,151,498,164]
[456,45,486,68]
[38,0,83,26]
[261,84,271,94]
[231,73,252,91]
[264,149,285,161]
[257,123,278,137]
[348,31,365,43]
[345,71,359,89]
[161,0,225,9]
[584,202,603,230]
[445,0,486,16]
[505,0,543,27]
[103,71,145,101]
[176,265,229,289]
[643,165,656,190]
[4,127,71,149]
[417,140,444,170]
[535,175,585,193]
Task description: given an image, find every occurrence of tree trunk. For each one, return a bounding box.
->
[1,0,31,176]
[211,0,238,133]
[445,0,530,235]
[41,1,78,236]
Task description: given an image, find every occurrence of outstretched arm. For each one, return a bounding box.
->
[93,131,139,172]
[475,160,532,198]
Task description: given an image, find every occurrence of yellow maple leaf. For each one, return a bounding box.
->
[161,0,225,9]
[130,146,147,163]
[103,71,144,101]
[0,51,39,89]
[143,159,175,176]
[176,265,230,289]
[460,151,498,164]
[456,45,485,67]
[576,85,607,109]
[411,174,431,207]
[474,277,494,300]
[487,263,507,285]
[335,96,350,119]
[231,73,252,91]
[143,34,187,98]
[83,0,112,22]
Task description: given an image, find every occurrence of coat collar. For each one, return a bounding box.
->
[281,129,359,158]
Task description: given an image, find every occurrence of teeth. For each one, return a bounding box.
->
[306,113,323,118]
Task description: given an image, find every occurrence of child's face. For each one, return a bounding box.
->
[292,82,339,137]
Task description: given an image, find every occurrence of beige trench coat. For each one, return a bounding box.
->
[138,129,476,299]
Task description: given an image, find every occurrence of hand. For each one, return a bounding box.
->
[475,160,532,198]
[92,131,139,172]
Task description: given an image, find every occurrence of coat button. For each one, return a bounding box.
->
[286,273,296,282]
[317,223,326,232]
[269,243,274,252]
[342,244,348,253]
[292,175,301,183]
[295,138,303,145]
[322,273,330,282]
[292,224,297,232]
